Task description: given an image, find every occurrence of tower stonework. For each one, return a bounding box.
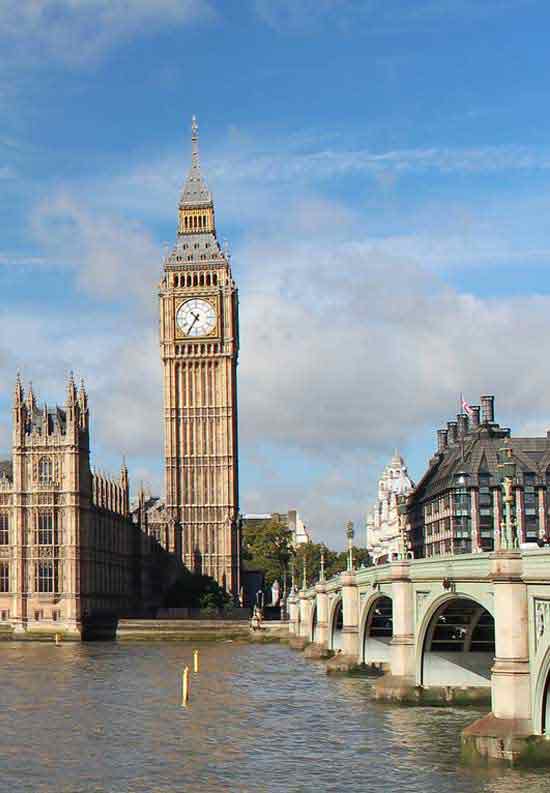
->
[159,118,240,594]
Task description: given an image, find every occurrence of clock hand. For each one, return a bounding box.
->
[187,314,199,333]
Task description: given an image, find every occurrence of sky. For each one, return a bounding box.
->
[2,0,550,548]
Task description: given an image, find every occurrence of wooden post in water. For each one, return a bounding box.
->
[55,633,60,646]
[182,666,190,706]
[193,649,199,673]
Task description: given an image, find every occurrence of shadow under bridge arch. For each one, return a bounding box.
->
[362,595,393,667]
[328,597,343,652]
[420,596,495,688]
[310,604,319,644]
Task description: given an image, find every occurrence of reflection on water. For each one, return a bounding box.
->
[0,641,548,793]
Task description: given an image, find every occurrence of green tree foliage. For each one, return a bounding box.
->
[243,514,374,591]
[241,517,293,588]
[162,568,232,611]
[294,543,372,587]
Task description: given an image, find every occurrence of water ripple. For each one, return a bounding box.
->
[0,642,547,792]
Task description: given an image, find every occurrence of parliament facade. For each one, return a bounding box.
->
[0,376,146,637]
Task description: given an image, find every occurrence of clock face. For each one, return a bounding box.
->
[176,298,217,337]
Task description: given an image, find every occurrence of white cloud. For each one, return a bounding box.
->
[0,0,214,64]
[0,310,163,466]
[31,192,161,312]
[8,130,550,543]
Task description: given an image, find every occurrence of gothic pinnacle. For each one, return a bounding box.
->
[14,372,24,405]
[26,381,36,410]
[67,371,77,405]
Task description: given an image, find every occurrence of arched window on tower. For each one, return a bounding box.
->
[206,274,211,286]
[38,457,53,485]
[200,274,204,287]
[213,274,218,286]
[193,274,198,286]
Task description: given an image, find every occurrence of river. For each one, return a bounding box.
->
[0,641,548,792]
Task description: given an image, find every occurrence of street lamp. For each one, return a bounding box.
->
[396,494,408,559]
[497,444,518,550]
[346,521,355,571]
[319,543,326,583]
[302,556,307,590]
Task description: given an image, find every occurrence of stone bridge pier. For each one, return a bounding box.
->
[293,548,550,764]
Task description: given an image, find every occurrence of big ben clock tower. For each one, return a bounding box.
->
[159,117,240,595]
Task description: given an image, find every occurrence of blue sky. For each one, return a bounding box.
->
[2,0,550,547]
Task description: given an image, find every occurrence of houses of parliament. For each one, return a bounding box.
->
[0,119,241,637]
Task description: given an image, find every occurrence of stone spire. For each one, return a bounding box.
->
[26,382,36,411]
[179,115,212,208]
[66,371,77,406]
[14,372,23,407]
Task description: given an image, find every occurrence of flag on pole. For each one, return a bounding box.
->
[461,396,474,419]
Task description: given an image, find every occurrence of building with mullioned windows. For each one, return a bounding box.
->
[0,375,149,638]
[408,395,550,558]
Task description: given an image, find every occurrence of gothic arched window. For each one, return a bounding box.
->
[38,457,53,485]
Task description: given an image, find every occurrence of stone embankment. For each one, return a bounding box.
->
[117,619,252,641]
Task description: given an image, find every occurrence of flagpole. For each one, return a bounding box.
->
[460,391,465,461]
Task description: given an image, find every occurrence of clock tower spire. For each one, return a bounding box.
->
[159,117,240,595]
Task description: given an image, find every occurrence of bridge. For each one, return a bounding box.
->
[287,549,550,764]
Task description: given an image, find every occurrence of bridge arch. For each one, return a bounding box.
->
[359,593,393,666]
[328,596,343,652]
[416,593,495,688]
[533,645,550,734]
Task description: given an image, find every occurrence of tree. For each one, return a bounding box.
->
[241,517,293,588]
[163,568,231,611]
[294,543,372,587]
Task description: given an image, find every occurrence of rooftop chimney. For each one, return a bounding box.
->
[457,413,469,437]
[437,429,448,453]
[447,421,458,445]
[480,395,495,424]
[470,405,480,428]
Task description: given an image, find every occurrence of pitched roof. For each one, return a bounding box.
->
[412,425,550,503]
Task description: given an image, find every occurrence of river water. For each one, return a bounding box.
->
[0,641,549,793]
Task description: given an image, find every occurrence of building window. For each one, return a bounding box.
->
[37,512,56,545]
[0,513,8,545]
[0,562,9,593]
[36,561,57,593]
[38,457,53,484]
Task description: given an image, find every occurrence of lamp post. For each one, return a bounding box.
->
[319,543,326,583]
[346,521,355,571]
[497,445,518,551]
[302,556,307,590]
[396,494,408,560]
